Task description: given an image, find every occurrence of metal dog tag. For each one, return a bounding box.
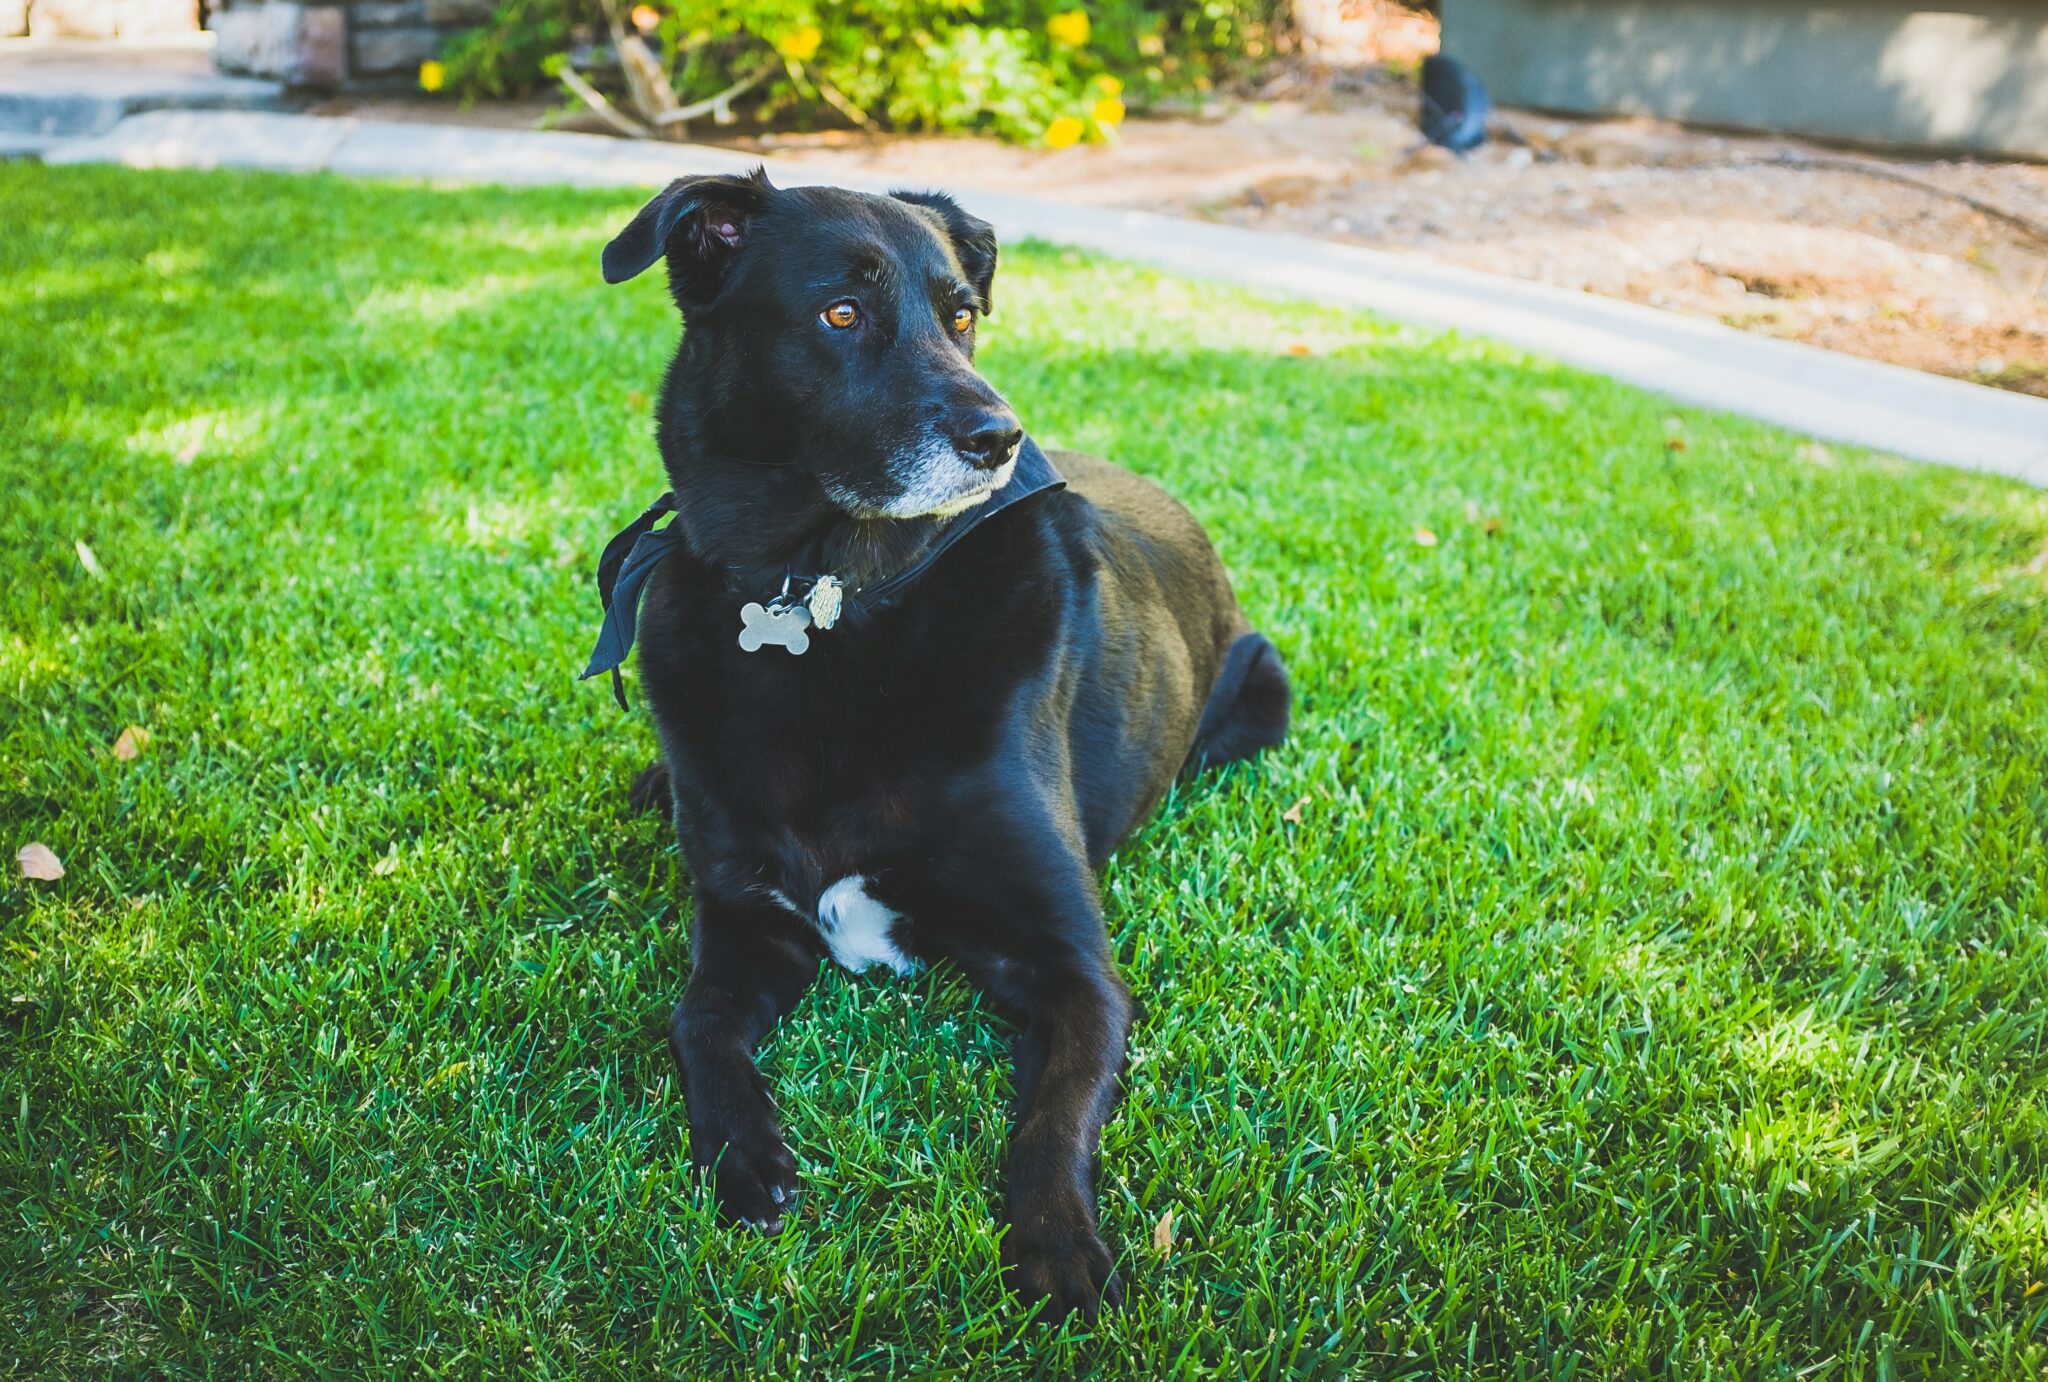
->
[738,601,811,655]
[806,574,845,631]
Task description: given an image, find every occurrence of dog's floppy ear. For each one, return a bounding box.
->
[603,168,774,307]
[891,189,999,315]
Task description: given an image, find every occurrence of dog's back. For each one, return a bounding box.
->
[1056,452,1289,762]
[1047,451,1290,859]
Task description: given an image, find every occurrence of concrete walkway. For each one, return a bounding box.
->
[0,39,287,156]
[38,109,2048,486]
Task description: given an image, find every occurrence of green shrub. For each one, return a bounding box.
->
[433,0,588,99]
[437,0,1285,143]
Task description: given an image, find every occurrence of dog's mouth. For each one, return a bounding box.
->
[923,452,1017,517]
[835,438,1019,521]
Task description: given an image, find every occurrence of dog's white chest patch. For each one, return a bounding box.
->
[813,876,920,976]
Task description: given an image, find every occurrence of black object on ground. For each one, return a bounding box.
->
[1420,54,1490,151]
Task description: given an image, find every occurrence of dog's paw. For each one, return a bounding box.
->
[628,761,673,816]
[1004,1223,1122,1323]
[694,1126,800,1234]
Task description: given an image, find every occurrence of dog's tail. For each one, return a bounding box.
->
[1185,631,1290,770]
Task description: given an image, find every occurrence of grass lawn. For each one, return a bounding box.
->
[4,163,2047,1379]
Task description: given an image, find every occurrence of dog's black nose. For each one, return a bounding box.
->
[951,413,1023,471]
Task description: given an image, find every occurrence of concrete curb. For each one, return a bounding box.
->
[40,110,2048,486]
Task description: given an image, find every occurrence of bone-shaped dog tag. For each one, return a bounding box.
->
[738,601,811,655]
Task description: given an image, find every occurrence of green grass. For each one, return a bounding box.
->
[3,163,2046,1379]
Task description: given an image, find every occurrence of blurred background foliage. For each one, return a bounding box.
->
[437,0,1303,143]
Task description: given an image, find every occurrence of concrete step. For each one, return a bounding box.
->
[0,37,292,136]
[0,128,64,157]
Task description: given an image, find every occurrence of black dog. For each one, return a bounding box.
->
[594,168,1289,1320]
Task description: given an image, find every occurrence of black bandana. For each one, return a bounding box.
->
[581,437,1067,707]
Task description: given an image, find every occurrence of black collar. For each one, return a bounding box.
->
[581,438,1066,707]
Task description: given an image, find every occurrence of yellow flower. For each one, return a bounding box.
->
[1092,73,1122,96]
[1045,9,1089,46]
[417,59,446,92]
[1091,95,1125,127]
[776,24,822,60]
[630,3,659,30]
[1043,115,1085,149]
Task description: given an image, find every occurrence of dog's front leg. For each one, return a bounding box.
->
[958,922,1135,1322]
[670,895,821,1233]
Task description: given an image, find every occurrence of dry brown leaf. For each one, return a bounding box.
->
[1151,1207,1175,1256]
[1283,342,1313,357]
[1461,500,1505,537]
[17,843,63,881]
[1413,528,1439,548]
[1282,795,1310,824]
[112,725,151,762]
[626,389,648,409]
[1666,436,1689,452]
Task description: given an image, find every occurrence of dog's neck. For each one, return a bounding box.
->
[660,439,951,599]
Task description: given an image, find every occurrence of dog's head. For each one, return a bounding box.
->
[605,168,1022,521]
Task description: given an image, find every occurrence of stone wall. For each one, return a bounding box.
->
[209,0,494,89]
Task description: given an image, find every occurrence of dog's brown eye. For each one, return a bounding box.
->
[951,307,975,334]
[822,301,859,329]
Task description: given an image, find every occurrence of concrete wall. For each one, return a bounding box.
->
[1440,0,2048,161]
